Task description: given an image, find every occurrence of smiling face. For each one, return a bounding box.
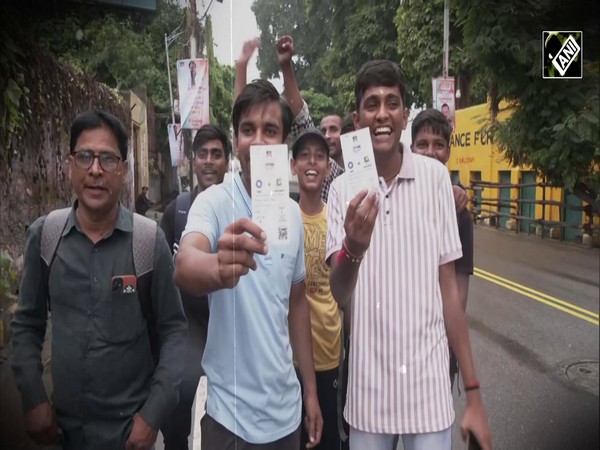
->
[354,85,408,157]
[193,139,228,191]
[291,136,330,194]
[235,100,284,194]
[412,126,450,164]
[319,115,342,160]
[68,124,127,218]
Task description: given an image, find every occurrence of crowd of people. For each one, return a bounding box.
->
[11,35,491,450]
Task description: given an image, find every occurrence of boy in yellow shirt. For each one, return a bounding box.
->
[292,129,343,449]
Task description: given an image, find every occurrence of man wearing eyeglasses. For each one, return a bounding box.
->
[11,110,188,450]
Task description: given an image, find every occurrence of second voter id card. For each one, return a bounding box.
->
[340,128,379,198]
[250,144,290,243]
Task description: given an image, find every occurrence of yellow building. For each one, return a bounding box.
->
[447,102,596,244]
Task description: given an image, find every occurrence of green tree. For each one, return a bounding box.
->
[253,0,401,112]
[252,0,334,93]
[321,0,400,111]
[394,0,487,108]
[299,89,339,125]
[455,0,600,209]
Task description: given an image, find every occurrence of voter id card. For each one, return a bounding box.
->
[250,144,290,243]
[340,127,379,199]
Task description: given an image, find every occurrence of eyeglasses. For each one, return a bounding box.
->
[73,150,121,172]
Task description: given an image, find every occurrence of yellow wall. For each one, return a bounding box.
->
[447,102,575,225]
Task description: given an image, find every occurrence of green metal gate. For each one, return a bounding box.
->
[499,171,512,229]
[450,170,460,185]
[519,172,536,233]
[562,191,583,242]
[470,171,482,212]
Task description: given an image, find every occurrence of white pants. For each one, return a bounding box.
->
[349,426,452,450]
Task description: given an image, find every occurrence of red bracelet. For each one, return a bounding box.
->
[337,240,363,264]
[464,381,480,392]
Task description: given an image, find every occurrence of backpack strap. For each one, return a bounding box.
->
[132,213,159,365]
[132,213,157,278]
[41,207,72,311]
[174,191,193,248]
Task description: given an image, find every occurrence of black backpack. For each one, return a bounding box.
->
[173,192,210,321]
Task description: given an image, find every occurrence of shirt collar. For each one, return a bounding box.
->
[397,145,416,180]
[64,201,131,237]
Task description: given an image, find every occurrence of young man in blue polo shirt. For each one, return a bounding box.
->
[175,79,322,449]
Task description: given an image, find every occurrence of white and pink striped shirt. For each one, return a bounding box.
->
[326,147,462,434]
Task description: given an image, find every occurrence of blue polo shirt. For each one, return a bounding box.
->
[182,171,305,443]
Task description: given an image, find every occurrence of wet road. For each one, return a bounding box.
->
[448,226,599,450]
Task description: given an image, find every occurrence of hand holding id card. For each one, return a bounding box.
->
[340,128,379,199]
[250,144,290,243]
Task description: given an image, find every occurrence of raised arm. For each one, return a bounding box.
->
[234,37,260,101]
[277,35,303,117]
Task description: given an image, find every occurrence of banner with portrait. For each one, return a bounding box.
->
[432,77,456,132]
[167,123,183,167]
[177,58,210,129]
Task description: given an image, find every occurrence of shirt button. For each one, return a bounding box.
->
[93,248,99,253]
[386,195,389,198]
[386,210,390,215]
[92,277,98,283]
[399,365,407,374]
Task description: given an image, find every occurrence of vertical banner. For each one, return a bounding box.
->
[167,123,183,167]
[432,77,456,132]
[177,58,210,129]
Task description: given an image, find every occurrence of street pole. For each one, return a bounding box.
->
[165,33,175,124]
[443,0,449,78]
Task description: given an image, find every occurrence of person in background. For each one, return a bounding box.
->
[291,128,343,449]
[135,186,153,216]
[411,108,474,387]
[159,124,230,450]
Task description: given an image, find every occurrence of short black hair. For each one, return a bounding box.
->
[341,114,356,135]
[411,108,452,144]
[70,110,128,160]
[192,124,231,160]
[442,103,450,109]
[232,79,293,142]
[354,60,407,112]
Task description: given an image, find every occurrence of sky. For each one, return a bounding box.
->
[206,0,283,91]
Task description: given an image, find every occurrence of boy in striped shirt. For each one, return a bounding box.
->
[326,60,491,450]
